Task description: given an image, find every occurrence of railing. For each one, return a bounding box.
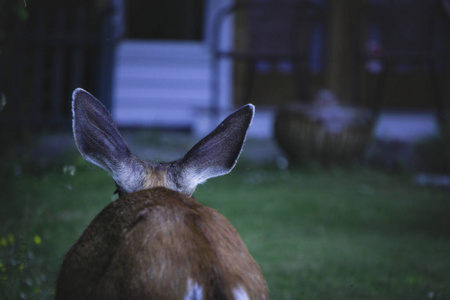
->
[0,2,121,128]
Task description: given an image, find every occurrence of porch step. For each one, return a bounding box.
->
[112,40,211,128]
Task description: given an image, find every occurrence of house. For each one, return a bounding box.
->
[1,0,447,142]
[109,0,273,138]
[111,0,447,141]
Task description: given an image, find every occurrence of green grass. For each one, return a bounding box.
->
[197,167,450,299]
[1,147,449,299]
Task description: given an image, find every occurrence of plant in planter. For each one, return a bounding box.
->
[274,90,375,167]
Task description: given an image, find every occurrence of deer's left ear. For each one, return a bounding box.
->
[72,88,146,194]
[171,104,254,196]
[72,88,131,171]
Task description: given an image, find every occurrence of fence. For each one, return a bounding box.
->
[0,2,120,128]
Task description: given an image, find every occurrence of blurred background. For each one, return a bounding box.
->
[1,0,450,167]
[1,0,450,299]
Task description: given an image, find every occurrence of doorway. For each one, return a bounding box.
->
[125,0,205,40]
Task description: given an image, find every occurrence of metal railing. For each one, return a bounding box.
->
[0,2,120,128]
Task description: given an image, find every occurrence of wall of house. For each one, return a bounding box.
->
[231,0,450,110]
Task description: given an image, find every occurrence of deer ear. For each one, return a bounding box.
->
[172,104,254,195]
[72,89,148,195]
[72,89,149,194]
[72,88,132,173]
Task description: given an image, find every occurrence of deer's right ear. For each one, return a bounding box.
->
[172,104,254,196]
[72,88,132,174]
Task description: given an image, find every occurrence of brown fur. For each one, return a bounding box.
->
[56,188,268,300]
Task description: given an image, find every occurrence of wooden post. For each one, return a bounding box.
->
[12,19,26,119]
[51,7,66,125]
[327,0,361,103]
[32,7,46,126]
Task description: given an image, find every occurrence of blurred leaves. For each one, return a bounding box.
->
[0,234,52,299]
[0,0,28,22]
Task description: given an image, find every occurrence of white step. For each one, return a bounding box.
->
[115,65,210,81]
[114,77,208,90]
[117,55,210,67]
[114,97,208,111]
[113,106,194,128]
[117,40,209,59]
[115,88,209,103]
[112,40,212,129]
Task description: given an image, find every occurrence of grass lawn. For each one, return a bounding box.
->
[1,139,449,299]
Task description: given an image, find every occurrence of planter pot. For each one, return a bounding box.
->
[274,104,375,166]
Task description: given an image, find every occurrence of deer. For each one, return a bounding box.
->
[55,88,269,300]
